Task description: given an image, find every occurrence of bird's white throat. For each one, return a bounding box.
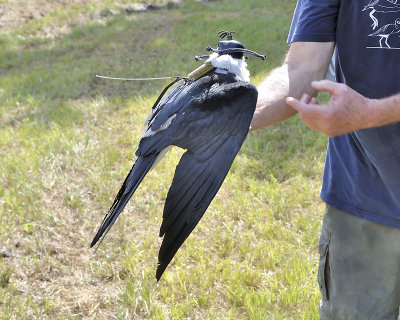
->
[208,53,250,82]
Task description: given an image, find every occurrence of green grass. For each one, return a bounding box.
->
[0,0,328,318]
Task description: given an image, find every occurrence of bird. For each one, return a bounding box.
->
[368,17,400,47]
[363,0,400,30]
[91,31,266,281]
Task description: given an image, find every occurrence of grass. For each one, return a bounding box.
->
[0,0,328,318]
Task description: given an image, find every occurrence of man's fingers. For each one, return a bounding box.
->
[300,93,311,103]
[286,96,321,116]
[297,94,318,105]
[286,97,302,111]
[311,80,344,96]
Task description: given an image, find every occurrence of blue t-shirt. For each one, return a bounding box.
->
[288,0,400,228]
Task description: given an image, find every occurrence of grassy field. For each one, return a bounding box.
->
[0,0,328,319]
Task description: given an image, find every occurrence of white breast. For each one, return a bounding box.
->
[208,52,250,82]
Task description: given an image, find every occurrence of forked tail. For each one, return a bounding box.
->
[90,153,159,248]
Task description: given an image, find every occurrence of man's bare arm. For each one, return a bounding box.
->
[250,42,335,131]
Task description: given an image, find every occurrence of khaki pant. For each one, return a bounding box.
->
[318,205,400,320]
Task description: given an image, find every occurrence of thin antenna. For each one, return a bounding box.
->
[218,30,237,40]
[95,75,189,81]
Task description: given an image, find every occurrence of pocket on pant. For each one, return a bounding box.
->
[318,226,331,301]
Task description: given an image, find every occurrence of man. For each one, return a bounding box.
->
[250,1,400,319]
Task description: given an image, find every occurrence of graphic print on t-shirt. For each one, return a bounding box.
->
[363,0,400,48]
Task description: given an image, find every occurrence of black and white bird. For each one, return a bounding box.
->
[91,31,265,281]
[363,0,400,30]
[368,17,400,47]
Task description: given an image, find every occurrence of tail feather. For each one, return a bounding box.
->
[90,153,159,248]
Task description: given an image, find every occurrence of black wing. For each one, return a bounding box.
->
[90,78,190,248]
[91,74,217,248]
[141,73,258,280]
[90,153,159,248]
[91,69,257,282]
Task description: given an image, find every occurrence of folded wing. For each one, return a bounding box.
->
[154,77,258,280]
[91,70,258,281]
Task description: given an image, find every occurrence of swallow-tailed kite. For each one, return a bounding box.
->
[91,31,265,280]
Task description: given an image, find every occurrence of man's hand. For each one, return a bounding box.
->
[286,80,375,137]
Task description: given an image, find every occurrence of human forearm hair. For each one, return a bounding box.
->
[369,93,400,127]
[250,42,335,131]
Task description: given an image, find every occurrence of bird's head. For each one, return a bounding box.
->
[193,31,265,82]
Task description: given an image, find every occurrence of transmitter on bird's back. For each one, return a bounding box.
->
[93,31,266,281]
[215,31,245,59]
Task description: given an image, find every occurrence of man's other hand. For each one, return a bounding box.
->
[286,80,374,137]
